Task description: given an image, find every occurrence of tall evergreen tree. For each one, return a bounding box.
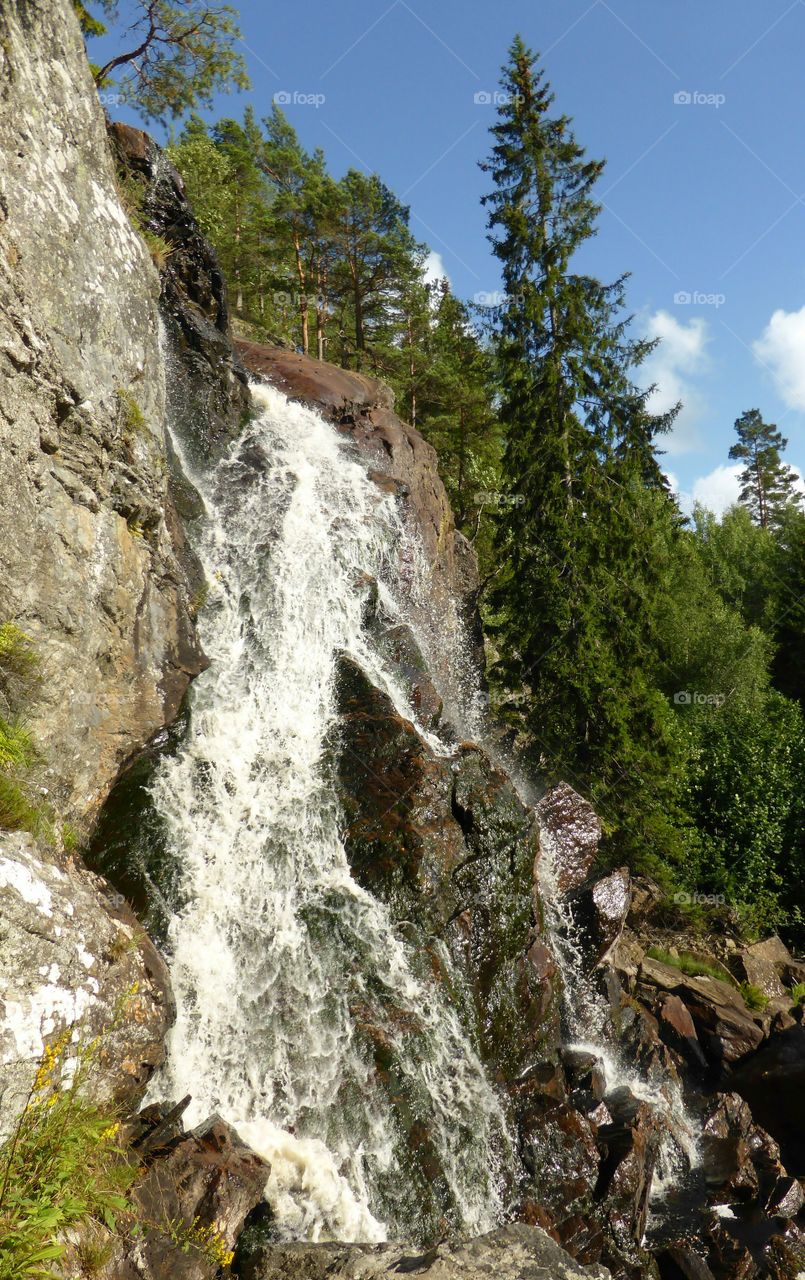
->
[482,36,680,860]
[729,408,800,529]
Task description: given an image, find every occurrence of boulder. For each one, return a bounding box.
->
[238,1222,612,1280]
[570,868,632,962]
[536,782,602,896]
[334,656,555,1082]
[655,994,709,1074]
[63,1115,269,1280]
[638,962,764,1066]
[733,941,789,1002]
[0,832,173,1135]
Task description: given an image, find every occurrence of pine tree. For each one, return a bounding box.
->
[329,171,423,370]
[729,409,801,529]
[482,36,681,861]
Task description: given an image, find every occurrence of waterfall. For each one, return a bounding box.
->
[146,385,511,1243]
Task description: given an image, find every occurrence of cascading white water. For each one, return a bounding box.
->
[147,385,510,1242]
[536,821,701,1235]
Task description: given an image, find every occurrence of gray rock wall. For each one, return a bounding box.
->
[0,0,204,826]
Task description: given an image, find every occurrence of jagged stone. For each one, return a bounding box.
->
[109,123,251,465]
[571,869,632,962]
[638,962,764,1066]
[238,1223,613,1279]
[536,782,602,896]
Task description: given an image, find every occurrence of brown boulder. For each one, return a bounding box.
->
[536,782,602,896]
[638,962,765,1066]
[656,994,709,1074]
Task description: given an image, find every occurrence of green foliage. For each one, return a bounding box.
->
[83,0,250,125]
[480,37,682,869]
[646,947,734,984]
[116,388,148,442]
[0,1010,237,1275]
[729,408,801,530]
[790,982,805,1006]
[740,983,769,1011]
[0,1028,137,1279]
[0,624,50,839]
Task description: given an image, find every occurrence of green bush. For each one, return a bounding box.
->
[0,1028,136,1279]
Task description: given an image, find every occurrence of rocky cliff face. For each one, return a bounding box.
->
[0,0,206,827]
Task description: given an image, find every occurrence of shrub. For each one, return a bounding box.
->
[740,982,769,1011]
[0,1027,137,1279]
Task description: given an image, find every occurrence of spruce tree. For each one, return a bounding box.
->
[482,36,681,861]
[729,408,801,529]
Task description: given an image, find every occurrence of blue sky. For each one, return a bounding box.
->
[96,0,805,512]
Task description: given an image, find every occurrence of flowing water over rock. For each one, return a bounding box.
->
[146,385,511,1243]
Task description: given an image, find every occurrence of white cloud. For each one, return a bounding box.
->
[642,311,710,455]
[423,250,449,287]
[753,305,805,409]
[673,462,805,519]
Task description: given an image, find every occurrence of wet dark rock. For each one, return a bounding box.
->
[570,868,632,962]
[730,1026,805,1172]
[656,1244,717,1280]
[765,1174,804,1218]
[238,1222,613,1279]
[655,994,709,1074]
[595,1089,663,1246]
[536,782,602,896]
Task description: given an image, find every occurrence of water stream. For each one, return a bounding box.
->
[146,384,510,1242]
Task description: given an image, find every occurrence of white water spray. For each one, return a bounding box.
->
[536,821,701,1234]
[147,385,510,1242]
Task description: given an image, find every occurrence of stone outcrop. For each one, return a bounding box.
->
[0,832,173,1135]
[238,1223,613,1280]
[0,0,205,826]
[60,1113,269,1280]
[108,123,251,467]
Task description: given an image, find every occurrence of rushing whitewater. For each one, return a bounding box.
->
[147,385,510,1242]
